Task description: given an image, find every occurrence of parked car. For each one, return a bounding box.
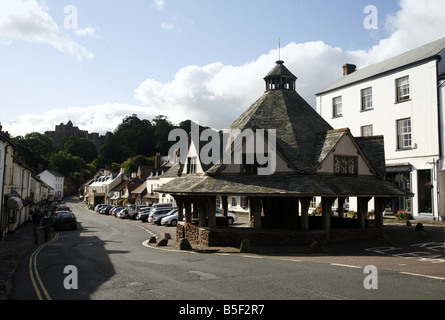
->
[99,205,113,215]
[136,207,152,221]
[116,207,127,219]
[151,202,175,210]
[54,212,77,231]
[160,209,179,226]
[110,205,126,216]
[56,205,71,213]
[216,208,238,225]
[145,202,175,223]
[160,208,237,225]
[94,204,106,212]
[128,204,149,220]
[149,207,178,224]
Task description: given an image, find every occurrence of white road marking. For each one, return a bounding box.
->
[399,272,445,281]
[330,263,361,269]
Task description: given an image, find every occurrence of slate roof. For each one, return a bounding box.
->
[317,36,445,95]
[226,89,334,173]
[156,174,408,197]
[264,60,297,79]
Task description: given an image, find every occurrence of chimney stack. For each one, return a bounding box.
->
[343,63,356,76]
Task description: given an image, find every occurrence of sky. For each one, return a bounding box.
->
[1,0,445,137]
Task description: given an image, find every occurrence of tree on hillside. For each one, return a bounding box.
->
[121,155,153,173]
[48,151,87,178]
[152,115,175,156]
[63,136,98,164]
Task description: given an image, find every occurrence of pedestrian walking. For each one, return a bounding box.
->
[32,210,41,227]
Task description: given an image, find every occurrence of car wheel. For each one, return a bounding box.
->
[228,217,234,225]
[171,219,177,226]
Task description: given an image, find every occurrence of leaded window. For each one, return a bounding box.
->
[334,156,358,176]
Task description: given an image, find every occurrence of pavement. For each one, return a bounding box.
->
[0,221,38,300]
[1,216,443,300]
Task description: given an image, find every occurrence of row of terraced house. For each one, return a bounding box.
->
[0,128,67,239]
[82,155,249,215]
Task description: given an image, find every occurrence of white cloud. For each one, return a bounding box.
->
[134,0,445,131]
[9,0,445,136]
[153,0,165,11]
[75,24,99,38]
[0,0,93,60]
[160,22,174,31]
[10,104,157,137]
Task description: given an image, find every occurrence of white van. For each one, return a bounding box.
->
[151,202,174,209]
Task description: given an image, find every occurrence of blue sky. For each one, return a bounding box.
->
[0,0,444,136]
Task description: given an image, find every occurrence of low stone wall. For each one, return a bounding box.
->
[177,221,383,247]
[176,222,210,246]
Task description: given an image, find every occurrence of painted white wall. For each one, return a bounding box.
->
[317,60,443,219]
[38,170,65,200]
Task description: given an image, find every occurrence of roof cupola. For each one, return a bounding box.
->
[264,60,297,91]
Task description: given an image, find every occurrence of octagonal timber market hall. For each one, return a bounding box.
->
[156,60,412,248]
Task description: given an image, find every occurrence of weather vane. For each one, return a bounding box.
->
[277,37,281,60]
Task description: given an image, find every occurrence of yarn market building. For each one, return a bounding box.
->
[156,60,411,247]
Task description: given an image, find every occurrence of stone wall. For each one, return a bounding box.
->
[176,221,383,247]
[176,222,210,246]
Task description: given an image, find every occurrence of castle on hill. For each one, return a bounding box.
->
[44,120,103,150]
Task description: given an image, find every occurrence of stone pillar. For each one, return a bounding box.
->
[184,198,192,223]
[221,195,228,217]
[197,198,207,228]
[191,196,206,227]
[337,197,346,218]
[357,197,372,230]
[206,196,217,230]
[374,197,391,228]
[249,197,262,229]
[173,196,184,221]
[299,197,312,232]
[322,197,336,239]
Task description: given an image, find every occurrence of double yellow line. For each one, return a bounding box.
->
[29,232,59,300]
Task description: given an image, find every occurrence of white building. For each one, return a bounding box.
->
[37,169,65,200]
[316,37,445,221]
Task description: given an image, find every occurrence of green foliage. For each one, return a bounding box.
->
[121,155,153,173]
[48,151,87,177]
[11,132,55,172]
[63,137,98,163]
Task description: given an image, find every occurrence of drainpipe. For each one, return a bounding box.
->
[436,61,445,220]
[1,143,10,237]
